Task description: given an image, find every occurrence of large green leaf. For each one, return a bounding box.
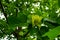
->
[7,13,27,26]
[43,26,60,40]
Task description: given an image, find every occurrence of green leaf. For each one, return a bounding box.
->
[7,13,27,26]
[19,31,24,36]
[43,26,60,40]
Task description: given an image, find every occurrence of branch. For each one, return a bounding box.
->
[44,18,60,26]
[0,1,8,23]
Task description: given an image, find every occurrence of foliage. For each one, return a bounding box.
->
[0,0,60,40]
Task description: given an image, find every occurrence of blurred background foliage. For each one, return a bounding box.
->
[0,0,60,40]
